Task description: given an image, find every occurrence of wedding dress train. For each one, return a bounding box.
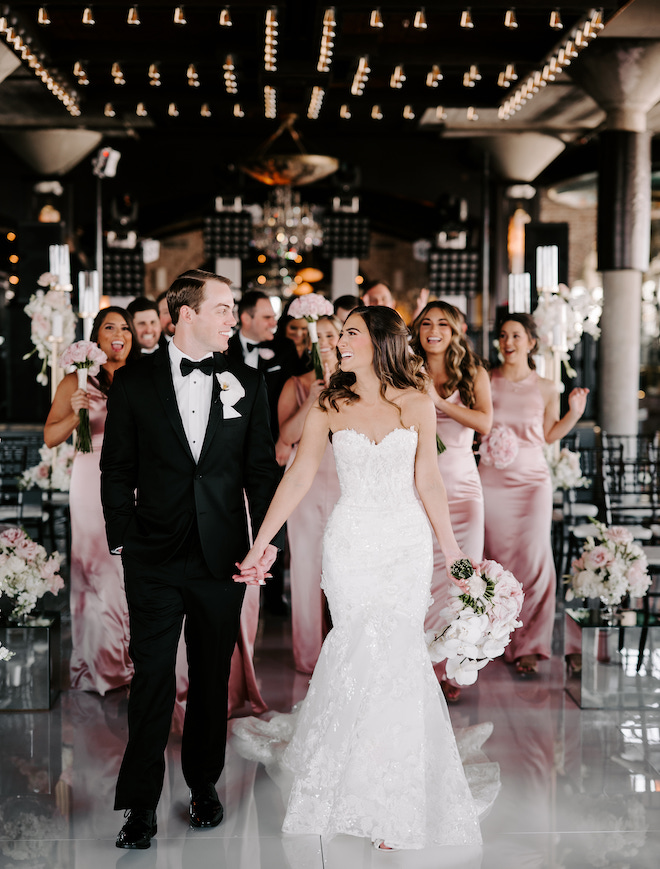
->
[233,427,499,849]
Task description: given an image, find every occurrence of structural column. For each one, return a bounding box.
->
[572,39,660,434]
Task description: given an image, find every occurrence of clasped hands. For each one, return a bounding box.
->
[233,543,278,586]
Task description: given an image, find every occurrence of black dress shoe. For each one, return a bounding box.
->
[116,809,157,849]
[189,783,224,828]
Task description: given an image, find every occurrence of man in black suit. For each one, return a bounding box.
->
[227,290,298,615]
[101,270,281,850]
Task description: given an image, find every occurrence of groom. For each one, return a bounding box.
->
[101,269,281,849]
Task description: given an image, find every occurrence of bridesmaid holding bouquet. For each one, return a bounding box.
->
[479,314,588,675]
[410,302,492,700]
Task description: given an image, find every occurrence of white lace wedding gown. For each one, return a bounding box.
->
[233,427,499,850]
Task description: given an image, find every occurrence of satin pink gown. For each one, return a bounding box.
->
[285,377,341,674]
[479,370,556,662]
[424,391,485,680]
[68,377,133,694]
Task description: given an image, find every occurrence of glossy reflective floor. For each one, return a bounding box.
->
[1,604,660,869]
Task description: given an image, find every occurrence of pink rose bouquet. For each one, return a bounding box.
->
[478,424,519,469]
[427,559,524,685]
[566,518,650,605]
[19,443,75,492]
[287,293,334,380]
[0,527,64,623]
[60,340,108,453]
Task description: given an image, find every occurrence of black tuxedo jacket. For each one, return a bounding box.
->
[226,333,299,440]
[100,347,282,580]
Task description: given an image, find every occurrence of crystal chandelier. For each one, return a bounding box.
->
[252,186,323,261]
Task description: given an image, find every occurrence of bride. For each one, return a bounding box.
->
[235,305,491,851]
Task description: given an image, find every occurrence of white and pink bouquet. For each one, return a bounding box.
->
[19,443,75,492]
[427,558,524,685]
[60,340,108,453]
[0,527,64,622]
[566,519,650,606]
[478,424,519,469]
[287,293,334,380]
[544,445,590,492]
[23,275,78,386]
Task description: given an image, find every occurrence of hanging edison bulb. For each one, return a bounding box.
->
[127,6,140,25]
[549,8,563,30]
[38,6,51,25]
[104,102,115,117]
[174,6,187,25]
[369,8,383,28]
[413,7,427,29]
[504,8,518,29]
[82,6,95,25]
[460,8,474,29]
[219,7,232,26]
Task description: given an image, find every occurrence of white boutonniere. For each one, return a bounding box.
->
[216,371,245,419]
[258,347,275,361]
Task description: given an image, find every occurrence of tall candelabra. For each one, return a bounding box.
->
[47,244,73,402]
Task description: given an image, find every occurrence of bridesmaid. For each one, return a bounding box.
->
[480,313,588,675]
[277,314,342,674]
[275,305,312,376]
[410,302,492,700]
[45,307,141,694]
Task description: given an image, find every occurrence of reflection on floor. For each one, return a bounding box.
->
[1,605,659,869]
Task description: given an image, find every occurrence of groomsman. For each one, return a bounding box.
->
[126,297,162,355]
[227,291,298,615]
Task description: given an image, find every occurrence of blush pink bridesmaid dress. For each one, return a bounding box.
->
[479,370,555,662]
[285,377,341,674]
[68,377,133,694]
[424,392,485,678]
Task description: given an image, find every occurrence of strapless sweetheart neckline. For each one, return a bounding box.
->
[332,426,417,448]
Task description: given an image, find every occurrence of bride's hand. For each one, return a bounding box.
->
[445,553,474,591]
[233,543,278,585]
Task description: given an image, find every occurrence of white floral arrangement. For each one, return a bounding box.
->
[19,443,75,492]
[566,519,651,606]
[287,293,335,380]
[532,283,602,376]
[543,445,590,492]
[23,273,77,386]
[427,559,524,685]
[0,527,64,622]
[478,424,519,469]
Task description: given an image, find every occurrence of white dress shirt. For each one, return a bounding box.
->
[239,332,260,369]
[168,341,213,463]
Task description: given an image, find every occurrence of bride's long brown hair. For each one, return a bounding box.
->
[319,306,426,414]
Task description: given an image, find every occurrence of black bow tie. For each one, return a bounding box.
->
[246,342,264,353]
[180,357,215,377]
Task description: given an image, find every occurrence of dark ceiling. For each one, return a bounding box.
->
[0,1,654,237]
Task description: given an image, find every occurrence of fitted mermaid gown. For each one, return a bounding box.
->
[479,370,556,662]
[233,427,497,849]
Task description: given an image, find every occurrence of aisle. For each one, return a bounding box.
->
[0,608,659,868]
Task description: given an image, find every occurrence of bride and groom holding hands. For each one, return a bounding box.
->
[101,269,487,853]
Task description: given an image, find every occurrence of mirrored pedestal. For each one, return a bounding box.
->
[0,613,61,711]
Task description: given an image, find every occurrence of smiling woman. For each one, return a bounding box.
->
[43,305,141,695]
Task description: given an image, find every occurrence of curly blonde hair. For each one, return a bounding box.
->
[320,306,426,414]
[410,301,483,409]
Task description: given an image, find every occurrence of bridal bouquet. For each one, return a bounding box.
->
[19,443,75,492]
[566,519,651,606]
[427,559,524,685]
[23,274,77,386]
[0,527,64,622]
[478,424,519,469]
[543,445,590,492]
[287,293,334,380]
[60,340,108,453]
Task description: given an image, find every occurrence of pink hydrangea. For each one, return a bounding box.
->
[287,293,334,321]
[478,424,519,469]
[60,340,108,376]
[604,526,634,546]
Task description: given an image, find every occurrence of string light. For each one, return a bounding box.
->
[307,85,325,119]
[38,7,51,25]
[200,103,212,117]
[127,6,140,25]
[148,62,161,86]
[371,104,383,120]
[426,64,443,87]
[136,102,148,116]
[219,7,232,26]
[463,64,481,88]
[460,8,474,29]
[104,102,115,117]
[233,103,244,117]
[504,8,518,29]
[264,7,278,72]
[389,64,405,89]
[73,61,89,85]
[264,84,277,118]
[187,63,200,86]
[413,7,427,29]
[168,102,179,116]
[435,106,447,121]
[82,6,95,26]
[317,7,335,73]
[340,104,351,119]
[403,104,415,119]
[223,54,238,94]
[350,56,370,96]
[467,106,479,121]
[369,8,383,28]
[111,62,125,84]
[549,9,563,30]
[174,6,187,25]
